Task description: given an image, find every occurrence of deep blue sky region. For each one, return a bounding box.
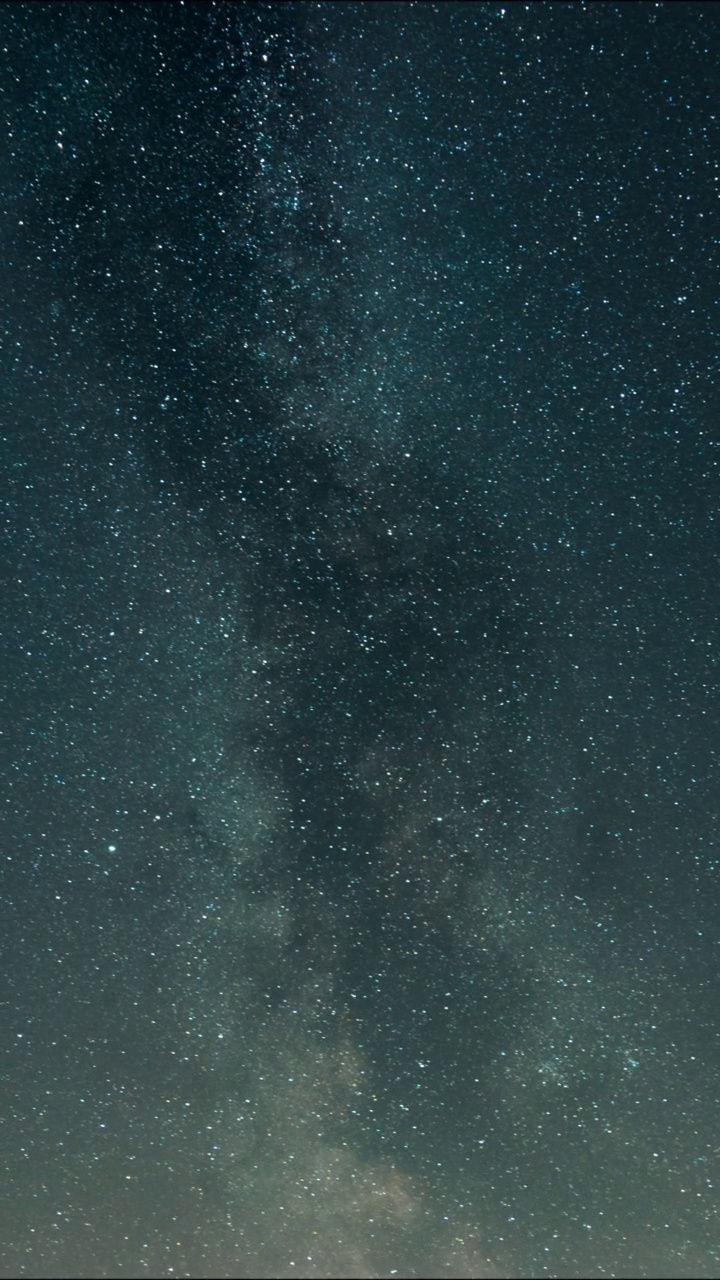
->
[2,3,719,1277]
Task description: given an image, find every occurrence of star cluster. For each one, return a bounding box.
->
[2,3,719,1277]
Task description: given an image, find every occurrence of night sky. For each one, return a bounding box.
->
[2,3,719,1277]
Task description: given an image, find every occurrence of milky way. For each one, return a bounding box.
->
[3,4,720,1277]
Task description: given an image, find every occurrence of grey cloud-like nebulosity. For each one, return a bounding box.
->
[3,2,719,1277]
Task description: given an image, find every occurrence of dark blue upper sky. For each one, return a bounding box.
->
[2,4,719,1277]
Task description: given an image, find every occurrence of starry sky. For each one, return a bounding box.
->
[2,2,719,1277]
